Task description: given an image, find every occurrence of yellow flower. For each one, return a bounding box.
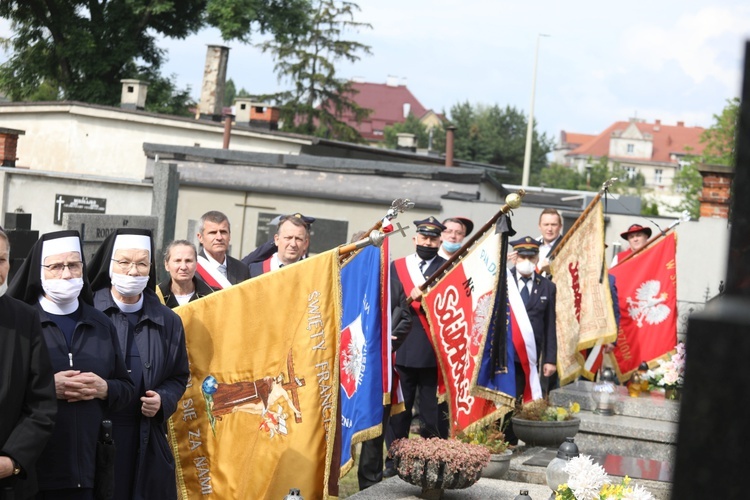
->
[570,402,580,414]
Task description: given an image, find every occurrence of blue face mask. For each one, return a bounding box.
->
[442,241,462,254]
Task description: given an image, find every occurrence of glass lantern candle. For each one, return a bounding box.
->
[638,361,650,392]
[546,437,580,498]
[592,367,617,416]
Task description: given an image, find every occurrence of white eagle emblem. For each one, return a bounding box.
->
[626,280,670,327]
[340,314,366,398]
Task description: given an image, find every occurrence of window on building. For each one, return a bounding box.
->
[655,169,663,184]
[626,166,636,180]
[627,143,634,154]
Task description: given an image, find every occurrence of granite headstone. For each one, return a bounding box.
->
[63,213,158,264]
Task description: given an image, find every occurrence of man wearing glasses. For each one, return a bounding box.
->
[437,217,474,260]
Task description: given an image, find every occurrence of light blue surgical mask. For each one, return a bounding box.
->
[441,241,462,254]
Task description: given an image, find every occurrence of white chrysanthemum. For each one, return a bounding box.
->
[564,455,608,500]
[623,483,656,500]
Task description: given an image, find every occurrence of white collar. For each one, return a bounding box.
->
[203,251,227,269]
[112,292,144,313]
[39,295,79,315]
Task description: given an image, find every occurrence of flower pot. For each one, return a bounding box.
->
[510,417,580,447]
[394,456,482,492]
[481,449,513,479]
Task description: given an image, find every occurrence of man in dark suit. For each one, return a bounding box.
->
[248,214,312,278]
[0,228,57,499]
[195,211,250,290]
[384,217,447,475]
[242,213,315,270]
[510,236,558,395]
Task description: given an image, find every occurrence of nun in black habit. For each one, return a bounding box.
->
[87,228,188,500]
[8,230,135,499]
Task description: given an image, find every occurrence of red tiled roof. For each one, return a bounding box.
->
[567,120,706,163]
[561,132,596,146]
[334,81,430,141]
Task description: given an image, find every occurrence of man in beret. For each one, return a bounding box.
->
[248,214,313,278]
[385,217,447,476]
[611,224,652,267]
[437,216,474,260]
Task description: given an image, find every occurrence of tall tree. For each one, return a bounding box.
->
[259,0,372,142]
[383,113,433,149]
[433,102,553,184]
[0,0,311,108]
[701,97,739,166]
[671,163,702,219]
[144,73,195,117]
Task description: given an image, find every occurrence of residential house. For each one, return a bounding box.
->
[559,118,705,191]
[336,77,440,144]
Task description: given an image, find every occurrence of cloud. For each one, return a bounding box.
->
[622,7,750,94]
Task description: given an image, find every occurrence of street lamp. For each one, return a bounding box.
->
[521,33,550,188]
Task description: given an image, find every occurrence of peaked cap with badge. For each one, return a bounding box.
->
[510,236,541,256]
[413,216,446,237]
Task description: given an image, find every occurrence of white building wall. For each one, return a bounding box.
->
[1,169,152,231]
[0,104,309,180]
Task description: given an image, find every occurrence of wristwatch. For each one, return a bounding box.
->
[10,458,20,475]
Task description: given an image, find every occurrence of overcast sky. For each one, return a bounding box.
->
[4,1,750,141]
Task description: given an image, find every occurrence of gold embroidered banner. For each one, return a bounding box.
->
[551,201,617,385]
[168,251,341,500]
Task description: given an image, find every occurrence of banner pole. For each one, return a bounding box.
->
[549,178,616,260]
[410,189,525,300]
[615,212,690,266]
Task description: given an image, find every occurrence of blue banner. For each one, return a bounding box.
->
[339,246,384,473]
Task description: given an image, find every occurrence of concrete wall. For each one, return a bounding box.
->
[0,104,309,180]
[1,168,726,311]
[0,168,152,232]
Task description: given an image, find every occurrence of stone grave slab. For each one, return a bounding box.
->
[63,213,158,262]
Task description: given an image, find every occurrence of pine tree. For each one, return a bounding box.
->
[259,0,372,142]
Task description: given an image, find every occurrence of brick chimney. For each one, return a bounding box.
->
[120,79,149,110]
[0,127,25,167]
[698,164,733,218]
[396,133,416,152]
[198,45,230,121]
[234,98,279,130]
[445,126,456,167]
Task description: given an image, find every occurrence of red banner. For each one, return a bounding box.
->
[609,233,677,380]
[422,231,514,436]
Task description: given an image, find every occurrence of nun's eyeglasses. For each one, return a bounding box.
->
[111,259,150,273]
[41,261,83,277]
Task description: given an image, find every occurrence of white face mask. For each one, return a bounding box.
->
[0,280,7,298]
[516,259,537,277]
[111,273,149,297]
[42,277,84,305]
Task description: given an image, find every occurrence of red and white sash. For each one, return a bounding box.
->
[507,275,542,402]
[196,255,232,290]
